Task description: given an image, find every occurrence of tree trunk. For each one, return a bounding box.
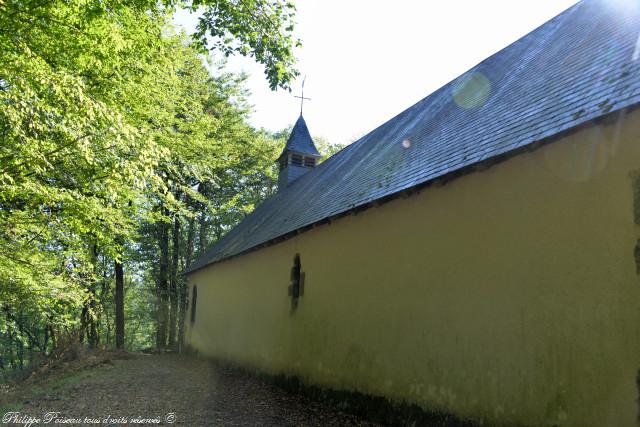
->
[88,301,99,348]
[179,215,195,352]
[186,215,195,268]
[17,337,24,369]
[43,324,49,354]
[156,211,170,350]
[197,182,208,255]
[101,271,111,346]
[115,255,125,350]
[168,213,180,350]
[178,280,188,352]
[48,323,56,351]
[87,242,100,349]
[5,309,15,369]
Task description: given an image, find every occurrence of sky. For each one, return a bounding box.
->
[173,0,579,146]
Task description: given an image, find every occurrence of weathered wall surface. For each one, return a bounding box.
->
[186,108,640,427]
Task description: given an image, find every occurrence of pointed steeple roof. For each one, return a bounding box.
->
[279,115,320,158]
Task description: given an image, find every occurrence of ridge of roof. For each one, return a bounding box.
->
[187,0,640,274]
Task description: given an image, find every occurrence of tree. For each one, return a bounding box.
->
[115,254,125,350]
[0,0,301,367]
[181,0,301,90]
[1,0,168,359]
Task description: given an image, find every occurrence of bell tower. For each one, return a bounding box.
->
[277,114,321,190]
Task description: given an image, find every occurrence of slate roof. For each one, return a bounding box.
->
[279,115,320,158]
[187,0,640,273]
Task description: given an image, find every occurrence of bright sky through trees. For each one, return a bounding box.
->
[174,0,579,146]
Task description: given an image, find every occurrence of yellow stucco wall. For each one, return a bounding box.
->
[186,108,640,427]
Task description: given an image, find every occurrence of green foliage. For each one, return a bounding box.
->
[314,137,347,162]
[0,0,300,375]
[185,0,301,90]
[0,0,168,369]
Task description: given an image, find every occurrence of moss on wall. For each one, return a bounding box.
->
[186,108,640,427]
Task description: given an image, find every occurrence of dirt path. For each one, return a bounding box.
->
[3,353,380,427]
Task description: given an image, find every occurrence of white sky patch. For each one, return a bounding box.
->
[633,33,640,61]
[174,1,579,146]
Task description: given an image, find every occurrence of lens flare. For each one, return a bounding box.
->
[602,0,640,33]
[604,0,640,16]
[452,71,491,109]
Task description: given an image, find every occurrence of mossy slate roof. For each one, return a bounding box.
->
[187,0,640,273]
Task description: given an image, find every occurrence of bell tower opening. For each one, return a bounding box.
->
[277,114,321,191]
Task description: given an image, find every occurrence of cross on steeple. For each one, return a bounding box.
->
[294,76,311,115]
